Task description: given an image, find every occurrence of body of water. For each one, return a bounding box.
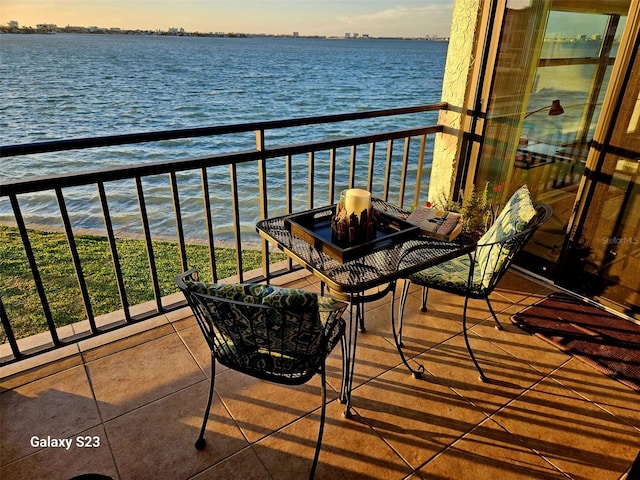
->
[0,34,447,240]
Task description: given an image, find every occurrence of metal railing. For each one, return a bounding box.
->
[0,102,446,363]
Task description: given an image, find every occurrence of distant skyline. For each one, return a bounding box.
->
[0,1,455,38]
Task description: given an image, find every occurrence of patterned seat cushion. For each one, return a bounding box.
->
[184,279,346,380]
[479,185,537,246]
[475,185,537,288]
[409,185,537,292]
[409,255,482,292]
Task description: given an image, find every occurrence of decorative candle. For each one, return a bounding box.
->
[344,188,371,219]
[332,188,375,243]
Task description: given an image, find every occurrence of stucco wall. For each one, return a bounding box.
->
[429,0,482,203]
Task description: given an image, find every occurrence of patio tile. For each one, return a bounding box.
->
[419,418,566,479]
[0,353,83,390]
[391,289,472,355]
[495,271,557,300]
[472,315,571,376]
[0,365,101,465]
[80,323,175,363]
[548,358,640,431]
[166,305,198,330]
[213,367,337,444]
[0,425,117,480]
[2,269,638,480]
[86,332,204,421]
[351,364,487,470]
[175,324,215,375]
[490,376,640,479]
[191,447,271,479]
[410,331,547,417]
[105,380,248,480]
[254,400,413,480]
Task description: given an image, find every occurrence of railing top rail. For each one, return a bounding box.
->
[0,102,447,158]
[0,124,443,196]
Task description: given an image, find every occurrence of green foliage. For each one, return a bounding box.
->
[461,182,492,239]
[432,182,493,239]
[0,226,284,341]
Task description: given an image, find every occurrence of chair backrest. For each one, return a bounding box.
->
[473,185,552,292]
[175,270,327,385]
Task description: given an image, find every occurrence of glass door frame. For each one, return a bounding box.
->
[460,0,639,316]
[557,6,640,317]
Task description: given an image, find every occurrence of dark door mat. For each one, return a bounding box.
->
[511,293,640,392]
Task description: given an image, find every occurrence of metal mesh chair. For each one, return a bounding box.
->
[175,269,347,479]
[398,186,552,381]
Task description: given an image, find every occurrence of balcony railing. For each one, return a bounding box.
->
[0,102,446,363]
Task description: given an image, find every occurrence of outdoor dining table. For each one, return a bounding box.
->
[256,198,476,417]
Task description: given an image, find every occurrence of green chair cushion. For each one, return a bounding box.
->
[475,185,536,288]
[184,279,346,380]
[409,255,481,292]
[478,184,536,246]
[410,185,537,292]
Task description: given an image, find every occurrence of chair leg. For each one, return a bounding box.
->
[486,297,504,330]
[309,364,327,480]
[421,286,429,312]
[339,334,348,402]
[195,353,216,450]
[462,296,488,383]
[394,279,425,378]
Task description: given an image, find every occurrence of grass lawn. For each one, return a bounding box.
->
[1,225,285,341]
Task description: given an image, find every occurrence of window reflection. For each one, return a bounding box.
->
[475,2,627,275]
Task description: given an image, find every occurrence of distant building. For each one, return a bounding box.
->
[293,31,299,37]
[36,24,57,33]
[7,20,19,29]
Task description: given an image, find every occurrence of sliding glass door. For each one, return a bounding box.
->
[473,0,638,317]
[559,24,640,319]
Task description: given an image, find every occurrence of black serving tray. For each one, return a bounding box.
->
[284,204,420,262]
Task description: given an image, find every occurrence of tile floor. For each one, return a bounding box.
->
[1,269,639,480]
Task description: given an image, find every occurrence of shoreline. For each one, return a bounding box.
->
[0,221,261,250]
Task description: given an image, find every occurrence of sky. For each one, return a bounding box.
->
[0,0,455,37]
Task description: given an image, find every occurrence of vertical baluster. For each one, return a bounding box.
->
[308,151,315,209]
[285,154,294,271]
[256,129,270,279]
[9,194,60,345]
[383,139,395,202]
[367,142,376,193]
[170,171,188,273]
[349,145,357,188]
[328,148,337,204]
[201,167,218,283]
[135,177,162,312]
[286,154,293,214]
[229,163,244,282]
[413,134,428,208]
[398,137,412,209]
[1,281,23,359]
[55,187,97,333]
[97,182,131,322]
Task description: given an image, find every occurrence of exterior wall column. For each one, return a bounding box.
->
[429,0,484,203]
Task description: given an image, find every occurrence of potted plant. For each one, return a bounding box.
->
[431,182,493,240]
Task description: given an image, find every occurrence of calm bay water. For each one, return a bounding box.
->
[0,34,447,240]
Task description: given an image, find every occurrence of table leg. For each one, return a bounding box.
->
[394,279,426,378]
[339,283,399,417]
[341,294,361,418]
[461,252,488,382]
